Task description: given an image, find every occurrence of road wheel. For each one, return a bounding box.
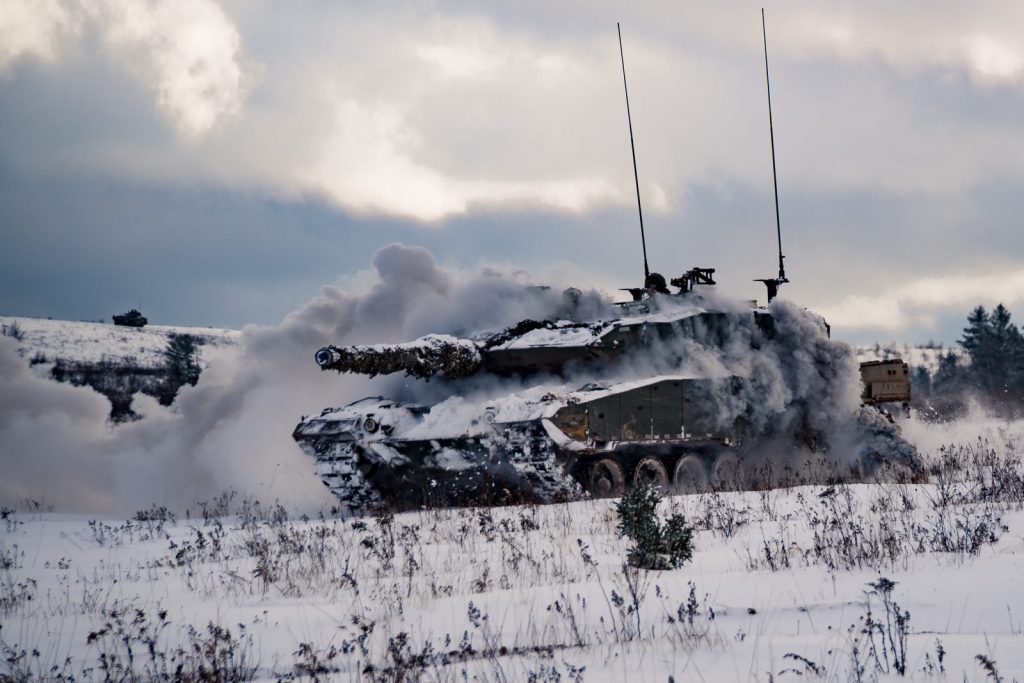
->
[633,457,669,490]
[587,458,626,498]
[712,452,744,490]
[672,455,708,494]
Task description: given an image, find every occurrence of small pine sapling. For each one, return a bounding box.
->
[615,483,694,570]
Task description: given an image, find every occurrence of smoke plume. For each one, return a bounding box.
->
[0,244,601,514]
[0,242,925,515]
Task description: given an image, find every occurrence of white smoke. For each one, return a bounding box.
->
[900,401,1024,464]
[0,244,602,514]
[0,242,945,515]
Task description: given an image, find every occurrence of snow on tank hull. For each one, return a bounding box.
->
[294,375,764,513]
[293,399,575,513]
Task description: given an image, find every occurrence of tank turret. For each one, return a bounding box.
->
[314,301,740,381]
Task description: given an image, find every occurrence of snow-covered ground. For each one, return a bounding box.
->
[3,314,1016,680]
[3,421,1023,682]
[0,316,239,369]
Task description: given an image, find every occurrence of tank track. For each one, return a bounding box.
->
[310,441,384,515]
[490,425,583,503]
[306,411,922,513]
[308,433,583,513]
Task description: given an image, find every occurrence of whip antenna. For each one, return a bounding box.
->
[756,8,789,302]
[617,23,650,280]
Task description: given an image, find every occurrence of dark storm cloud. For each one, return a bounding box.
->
[3,0,1024,341]
[0,171,385,327]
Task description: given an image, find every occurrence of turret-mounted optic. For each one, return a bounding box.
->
[671,267,716,294]
[620,267,717,302]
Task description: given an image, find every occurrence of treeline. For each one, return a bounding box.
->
[913,304,1024,419]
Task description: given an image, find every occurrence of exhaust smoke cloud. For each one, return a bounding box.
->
[0,244,598,514]
[1,242,926,514]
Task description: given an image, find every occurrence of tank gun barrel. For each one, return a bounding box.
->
[315,335,483,379]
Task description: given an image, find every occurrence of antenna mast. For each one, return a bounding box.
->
[617,23,650,280]
[757,8,788,302]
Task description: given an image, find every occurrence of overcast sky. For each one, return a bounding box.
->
[2,0,1024,343]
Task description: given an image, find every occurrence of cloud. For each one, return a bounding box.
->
[97,0,248,137]
[820,265,1024,332]
[0,0,247,137]
[778,4,1024,86]
[8,1,1024,220]
[0,0,81,70]
[415,42,502,81]
[5,1,1024,343]
[297,97,617,222]
[963,34,1024,84]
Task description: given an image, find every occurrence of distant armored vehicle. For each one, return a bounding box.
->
[112,309,148,328]
[860,358,911,414]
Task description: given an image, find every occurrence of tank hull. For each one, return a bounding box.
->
[294,419,739,513]
[293,374,918,513]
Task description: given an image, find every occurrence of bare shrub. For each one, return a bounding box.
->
[1,322,24,342]
[83,605,259,681]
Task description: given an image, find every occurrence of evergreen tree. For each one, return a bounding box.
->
[925,351,968,419]
[988,304,1016,395]
[160,333,201,405]
[959,306,989,356]
[1006,320,1024,400]
[990,304,1013,338]
[959,305,998,392]
[932,351,960,389]
[911,365,932,399]
[955,303,1024,411]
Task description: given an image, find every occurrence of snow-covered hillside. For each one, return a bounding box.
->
[0,315,239,369]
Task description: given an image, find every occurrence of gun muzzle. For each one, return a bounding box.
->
[315,347,341,368]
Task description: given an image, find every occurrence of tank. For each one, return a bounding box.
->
[112,309,148,328]
[292,18,928,512]
[293,271,922,514]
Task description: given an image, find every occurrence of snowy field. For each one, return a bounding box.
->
[3,421,1024,682]
[0,316,239,369]
[0,304,1015,681]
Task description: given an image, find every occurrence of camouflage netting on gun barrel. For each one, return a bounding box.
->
[318,334,483,379]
